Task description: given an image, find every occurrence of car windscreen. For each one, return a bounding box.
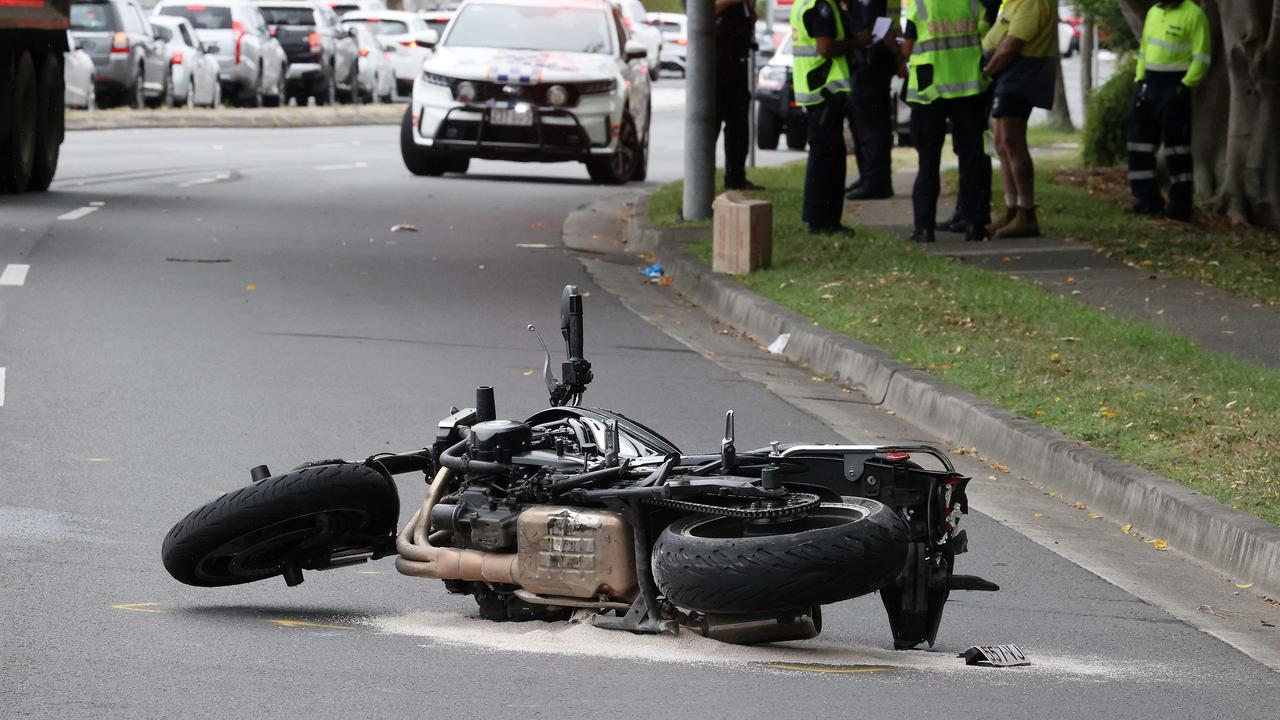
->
[259,7,318,26]
[329,4,360,14]
[348,18,409,36]
[70,2,118,31]
[158,6,234,30]
[657,22,682,36]
[444,4,612,54]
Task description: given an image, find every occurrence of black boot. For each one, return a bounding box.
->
[937,207,966,233]
[910,228,936,243]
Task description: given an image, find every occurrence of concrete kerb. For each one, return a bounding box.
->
[65,105,403,131]
[623,194,1280,600]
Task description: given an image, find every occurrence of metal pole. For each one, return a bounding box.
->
[748,45,757,168]
[683,0,716,221]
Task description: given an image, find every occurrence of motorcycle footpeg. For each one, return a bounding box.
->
[947,574,999,592]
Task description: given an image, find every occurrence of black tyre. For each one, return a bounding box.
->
[585,112,639,184]
[400,106,448,176]
[129,65,146,109]
[262,67,285,107]
[314,68,336,106]
[1,52,37,193]
[29,52,63,192]
[652,499,909,614]
[785,119,807,151]
[756,105,780,150]
[161,463,399,587]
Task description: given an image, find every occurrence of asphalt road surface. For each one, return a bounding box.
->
[2,105,1276,719]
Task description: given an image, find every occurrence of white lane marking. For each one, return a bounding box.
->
[315,162,369,171]
[0,367,6,407]
[0,264,30,286]
[179,173,232,188]
[57,206,99,221]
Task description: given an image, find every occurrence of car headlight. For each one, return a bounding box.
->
[423,71,452,86]
[546,84,569,107]
[455,80,477,102]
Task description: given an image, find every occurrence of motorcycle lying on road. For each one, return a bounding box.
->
[162,286,998,649]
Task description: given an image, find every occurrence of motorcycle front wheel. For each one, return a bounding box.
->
[161,463,399,587]
[651,499,909,614]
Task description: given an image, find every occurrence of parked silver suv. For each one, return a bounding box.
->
[153,0,289,106]
[70,0,170,108]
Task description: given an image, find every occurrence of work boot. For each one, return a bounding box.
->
[845,184,894,200]
[910,228,936,243]
[964,224,990,242]
[994,207,1041,239]
[984,206,1017,235]
[937,207,966,233]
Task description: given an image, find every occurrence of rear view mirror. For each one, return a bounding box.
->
[415,29,439,49]
[624,40,647,62]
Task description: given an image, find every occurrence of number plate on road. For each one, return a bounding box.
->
[960,644,1030,667]
[491,108,533,126]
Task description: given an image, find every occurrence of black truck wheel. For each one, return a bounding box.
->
[1,52,37,193]
[29,52,63,192]
[652,499,909,614]
[161,463,399,587]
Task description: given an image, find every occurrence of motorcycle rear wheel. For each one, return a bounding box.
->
[652,499,908,614]
[162,463,399,587]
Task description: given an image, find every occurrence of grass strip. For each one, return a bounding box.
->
[657,160,1279,525]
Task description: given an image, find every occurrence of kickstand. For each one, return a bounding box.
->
[591,591,677,635]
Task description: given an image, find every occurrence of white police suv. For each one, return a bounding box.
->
[400,0,652,183]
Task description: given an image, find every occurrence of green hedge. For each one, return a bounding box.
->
[1082,54,1136,167]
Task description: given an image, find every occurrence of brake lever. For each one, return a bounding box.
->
[527,324,561,399]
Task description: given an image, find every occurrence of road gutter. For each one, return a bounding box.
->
[562,191,1280,672]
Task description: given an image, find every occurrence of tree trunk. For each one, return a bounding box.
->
[1081,18,1095,116]
[1118,0,1280,227]
[1049,56,1075,130]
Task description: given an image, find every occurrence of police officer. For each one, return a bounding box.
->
[844,0,897,201]
[792,0,869,234]
[901,0,992,243]
[1128,0,1211,221]
[715,0,761,190]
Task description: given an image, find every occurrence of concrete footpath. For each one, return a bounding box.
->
[851,169,1280,368]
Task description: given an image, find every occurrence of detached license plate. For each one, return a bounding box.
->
[491,107,534,127]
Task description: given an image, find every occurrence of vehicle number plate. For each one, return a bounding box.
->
[491,108,533,127]
[960,644,1030,667]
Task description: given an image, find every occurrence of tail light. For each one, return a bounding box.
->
[268,26,277,36]
[172,51,184,65]
[110,31,128,53]
[358,47,369,57]
[231,20,245,65]
[675,38,688,46]
[308,31,322,54]
[398,39,418,48]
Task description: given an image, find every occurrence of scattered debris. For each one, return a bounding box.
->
[390,224,419,232]
[960,644,1030,667]
[767,333,791,355]
[166,257,230,263]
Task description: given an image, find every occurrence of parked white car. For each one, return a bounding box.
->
[63,29,97,109]
[151,15,223,107]
[344,20,395,102]
[342,9,432,96]
[609,0,659,81]
[153,0,289,106]
[405,0,651,184]
[646,11,685,77]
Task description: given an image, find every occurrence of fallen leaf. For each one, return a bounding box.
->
[990,462,1009,473]
[1049,352,1062,364]
[1121,523,1133,533]
[1087,512,1103,519]
[245,283,257,291]
[1154,539,1169,551]
[820,293,835,300]
[478,264,486,270]
[1073,501,1087,510]
[1100,407,1119,418]
[515,243,553,249]
[1002,255,1012,263]
[1065,276,1077,285]
[522,368,534,376]
[1225,399,1238,409]
[390,224,418,232]
[1235,582,1254,590]
[1033,512,1044,519]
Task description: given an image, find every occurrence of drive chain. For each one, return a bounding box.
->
[642,492,821,519]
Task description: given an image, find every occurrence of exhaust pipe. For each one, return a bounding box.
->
[394,467,520,584]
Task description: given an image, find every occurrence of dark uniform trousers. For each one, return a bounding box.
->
[1127,73,1194,219]
[909,93,991,231]
[803,96,849,229]
[847,70,893,190]
[716,52,751,187]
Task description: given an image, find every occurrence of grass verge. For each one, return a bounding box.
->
[656,161,1280,525]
